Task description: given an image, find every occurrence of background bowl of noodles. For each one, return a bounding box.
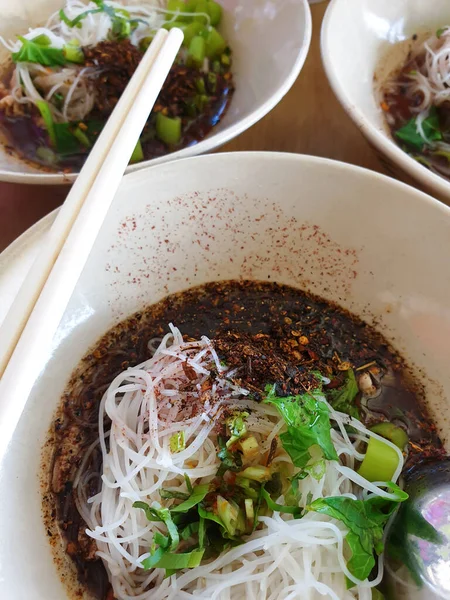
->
[321,0,450,204]
[0,152,449,599]
[0,0,312,184]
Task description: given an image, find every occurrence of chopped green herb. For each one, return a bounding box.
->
[180,521,199,540]
[216,436,242,476]
[326,369,359,419]
[133,502,179,550]
[198,516,206,548]
[184,473,194,494]
[216,495,239,536]
[437,27,447,38]
[54,123,82,155]
[36,101,56,146]
[261,488,303,517]
[143,547,205,571]
[252,483,265,532]
[225,412,248,447]
[239,466,271,482]
[160,488,190,501]
[72,126,91,148]
[59,7,104,29]
[265,472,282,497]
[198,504,225,528]
[170,484,211,513]
[235,476,259,500]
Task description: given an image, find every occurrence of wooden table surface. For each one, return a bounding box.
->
[0,1,387,253]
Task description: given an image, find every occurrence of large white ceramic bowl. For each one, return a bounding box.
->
[321,0,450,203]
[1,152,450,598]
[0,0,311,184]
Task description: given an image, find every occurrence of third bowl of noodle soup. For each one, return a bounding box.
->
[321,0,450,204]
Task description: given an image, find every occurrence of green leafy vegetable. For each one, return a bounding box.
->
[437,27,447,38]
[59,0,143,40]
[216,495,239,536]
[59,7,104,29]
[198,504,225,528]
[395,107,443,150]
[12,35,66,66]
[265,472,282,497]
[265,386,338,468]
[133,502,179,550]
[235,476,259,500]
[72,125,91,148]
[261,488,303,517]
[170,484,210,513]
[308,483,408,581]
[180,521,199,540]
[184,473,193,494]
[36,101,56,146]
[198,516,206,548]
[160,488,190,501]
[143,548,205,571]
[252,483,265,532]
[326,369,360,418]
[304,459,327,481]
[36,101,89,155]
[54,123,83,155]
[111,15,132,39]
[169,430,186,453]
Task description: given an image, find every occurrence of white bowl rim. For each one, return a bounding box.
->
[321,0,450,200]
[2,149,450,263]
[0,0,312,186]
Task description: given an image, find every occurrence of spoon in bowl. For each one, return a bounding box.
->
[385,457,450,599]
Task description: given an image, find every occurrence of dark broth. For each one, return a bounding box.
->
[44,280,443,599]
[380,34,450,180]
[0,51,234,173]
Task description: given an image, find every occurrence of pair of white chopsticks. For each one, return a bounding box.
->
[0,28,183,455]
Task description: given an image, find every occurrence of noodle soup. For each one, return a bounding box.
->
[44,280,443,600]
[378,27,450,182]
[0,0,234,172]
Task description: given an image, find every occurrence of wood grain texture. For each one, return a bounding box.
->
[0,1,387,253]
